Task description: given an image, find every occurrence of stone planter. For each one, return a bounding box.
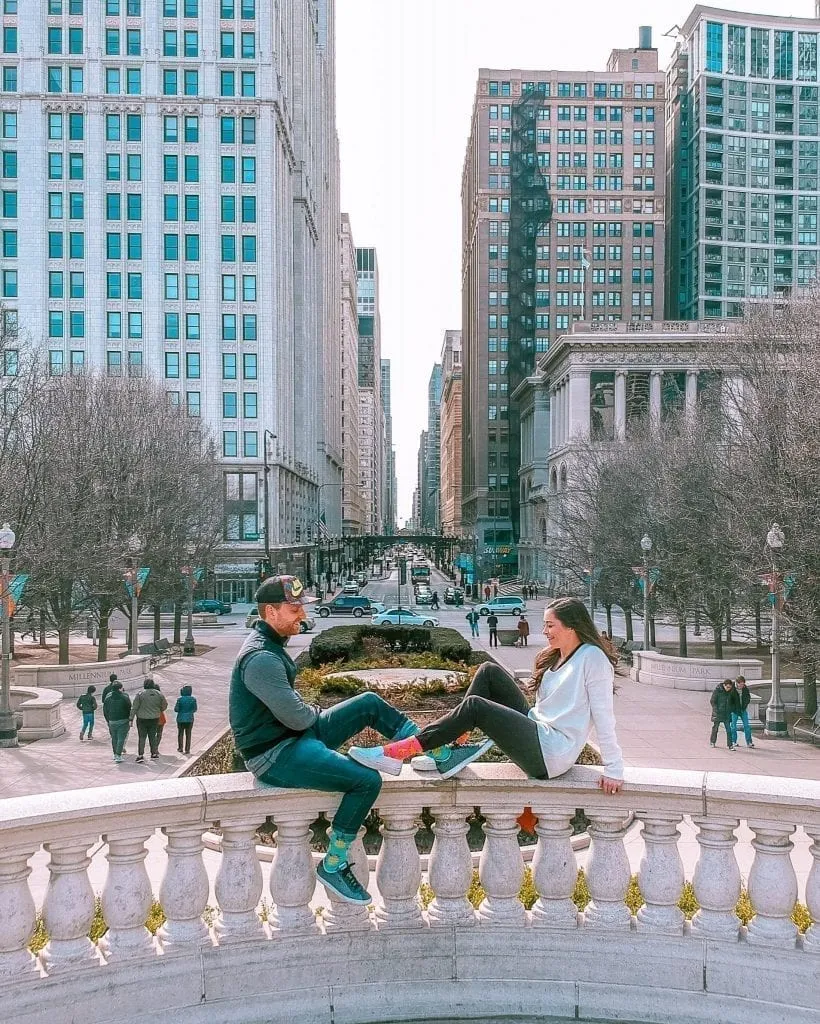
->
[9,686,65,740]
[497,629,520,647]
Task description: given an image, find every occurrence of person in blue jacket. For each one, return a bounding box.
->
[174,685,198,754]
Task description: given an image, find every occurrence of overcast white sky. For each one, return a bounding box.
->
[335,0,813,522]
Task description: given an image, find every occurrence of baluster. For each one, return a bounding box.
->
[375,810,424,930]
[323,827,372,933]
[427,810,476,927]
[268,813,320,935]
[214,818,265,944]
[530,811,579,929]
[583,813,631,930]
[477,809,526,926]
[635,813,685,935]
[99,828,156,961]
[802,828,820,952]
[41,837,101,972]
[690,816,741,940]
[0,844,39,979]
[157,825,211,952]
[745,821,798,948]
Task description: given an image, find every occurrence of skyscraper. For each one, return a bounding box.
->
[461,32,666,572]
[666,6,820,319]
[380,358,396,534]
[421,363,442,531]
[439,330,463,536]
[356,247,382,534]
[341,214,364,536]
[1,0,342,599]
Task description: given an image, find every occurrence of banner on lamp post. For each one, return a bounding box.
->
[7,573,29,616]
[124,567,150,598]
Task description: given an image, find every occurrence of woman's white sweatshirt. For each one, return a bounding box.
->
[527,643,624,780]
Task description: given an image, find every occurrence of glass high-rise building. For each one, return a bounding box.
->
[666,5,820,319]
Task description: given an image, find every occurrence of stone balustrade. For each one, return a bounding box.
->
[0,765,818,1024]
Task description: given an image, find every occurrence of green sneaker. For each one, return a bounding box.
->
[316,861,371,904]
[424,739,495,780]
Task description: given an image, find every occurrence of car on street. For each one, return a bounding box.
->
[244,610,315,633]
[316,595,372,618]
[443,587,464,605]
[372,607,439,627]
[193,598,232,615]
[341,580,360,594]
[367,601,386,615]
[477,596,527,616]
[355,571,368,586]
[414,587,433,605]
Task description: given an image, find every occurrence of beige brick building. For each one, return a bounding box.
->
[439,329,463,536]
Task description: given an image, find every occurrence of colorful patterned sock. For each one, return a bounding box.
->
[323,829,355,873]
[382,735,423,760]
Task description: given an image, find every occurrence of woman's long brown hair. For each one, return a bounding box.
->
[528,596,617,697]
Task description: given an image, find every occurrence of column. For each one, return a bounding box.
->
[214,818,265,944]
[650,370,662,426]
[375,810,424,930]
[0,844,39,979]
[685,369,698,417]
[41,838,101,972]
[614,370,627,440]
[323,827,372,933]
[635,814,685,935]
[745,821,798,948]
[157,825,211,952]
[477,810,526,926]
[802,828,820,952]
[99,829,156,962]
[568,370,591,441]
[690,816,741,939]
[549,387,556,450]
[582,814,632,930]
[268,813,320,935]
[530,811,579,929]
[427,811,476,927]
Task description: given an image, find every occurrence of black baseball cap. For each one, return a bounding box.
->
[255,575,314,606]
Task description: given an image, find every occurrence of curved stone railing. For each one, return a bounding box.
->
[1,765,818,1024]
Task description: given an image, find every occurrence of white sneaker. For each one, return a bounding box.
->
[347,746,404,776]
[410,754,438,771]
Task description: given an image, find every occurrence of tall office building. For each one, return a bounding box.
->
[439,330,463,536]
[356,247,383,534]
[380,358,396,534]
[421,363,442,531]
[340,213,363,535]
[666,6,820,319]
[1,0,342,599]
[461,32,666,571]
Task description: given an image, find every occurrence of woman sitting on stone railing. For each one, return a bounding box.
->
[349,597,624,795]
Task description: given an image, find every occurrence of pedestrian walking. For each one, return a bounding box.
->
[103,681,131,762]
[730,675,755,748]
[349,597,624,794]
[129,678,168,762]
[492,582,499,599]
[101,672,119,704]
[483,585,491,602]
[517,614,530,647]
[533,583,539,600]
[174,684,198,755]
[76,686,97,741]
[487,612,499,647]
[430,590,440,610]
[230,574,418,906]
[466,608,481,638]
[710,678,739,749]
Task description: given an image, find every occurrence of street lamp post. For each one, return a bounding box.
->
[586,542,595,622]
[0,522,17,747]
[125,534,142,656]
[262,430,277,567]
[640,533,652,652]
[765,523,787,738]
[182,551,196,657]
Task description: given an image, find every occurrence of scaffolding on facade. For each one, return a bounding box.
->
[508,88,552,545]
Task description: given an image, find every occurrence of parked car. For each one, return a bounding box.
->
[443,587,464,605]
[341,580,360,594]
[355,571,368,586]
[372,607,439,628]
[244,610,315,633]
[316,595,372,618]
[193,599,232,615]
[477,596,527,616]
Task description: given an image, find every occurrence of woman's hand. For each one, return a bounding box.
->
[598,775,623,795]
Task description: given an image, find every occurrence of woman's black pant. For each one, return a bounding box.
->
[416,662,548,779]
[177,722,193,753]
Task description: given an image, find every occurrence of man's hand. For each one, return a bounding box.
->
[598,775,623,795]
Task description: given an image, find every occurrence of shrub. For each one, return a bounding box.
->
[308,625,470,666]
